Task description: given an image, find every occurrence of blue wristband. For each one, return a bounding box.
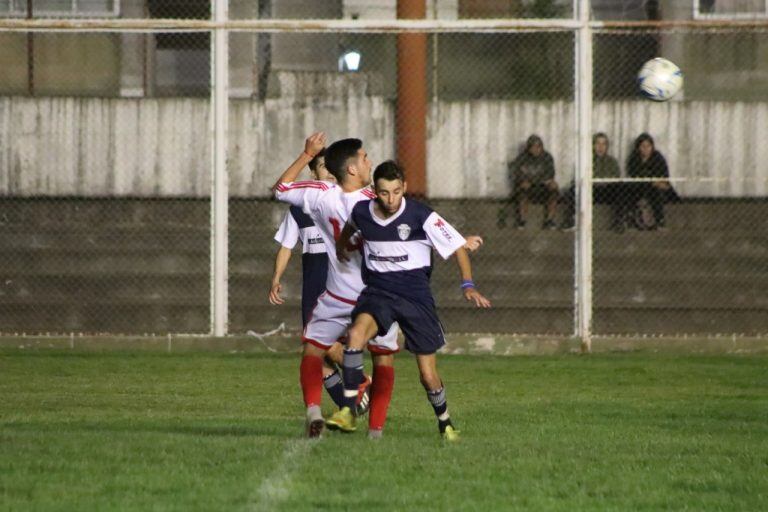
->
[461,280,475,290]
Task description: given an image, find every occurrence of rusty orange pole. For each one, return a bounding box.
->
[397,0,427,197]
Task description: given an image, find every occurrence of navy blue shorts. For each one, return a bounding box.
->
[352,287,445,355]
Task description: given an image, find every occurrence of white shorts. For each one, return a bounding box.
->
[302,290,400,354]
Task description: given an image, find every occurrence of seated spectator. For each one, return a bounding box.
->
[499,134,559,230]
[626,132,678,230]
[561,132,627,233]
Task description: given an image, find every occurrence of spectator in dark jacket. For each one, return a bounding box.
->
[500,134,560,230]
[627,132,678,229]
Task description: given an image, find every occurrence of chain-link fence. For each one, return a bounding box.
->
[0,25,211,334]
[1,1,767,340]
[591,26,768,336]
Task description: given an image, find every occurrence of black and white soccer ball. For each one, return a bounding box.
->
[637,58,683,101]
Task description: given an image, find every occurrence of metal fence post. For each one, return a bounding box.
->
[211,1,229,336]
[575,0,593,351]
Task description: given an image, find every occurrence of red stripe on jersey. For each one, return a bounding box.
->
[326,290,357,305]
[362,189,376,198]
[277,181,328,192]
[293,180,329,190]
[302,336,332,350]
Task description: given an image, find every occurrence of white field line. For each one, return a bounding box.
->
[248,439,314,512]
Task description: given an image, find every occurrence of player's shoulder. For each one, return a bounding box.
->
[276,180,336,193]
[405,198,434,221]
[360,186,376,200]
[351,197,373,219]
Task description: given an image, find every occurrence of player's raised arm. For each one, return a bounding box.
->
[271,131,326,192]
[273,133,333,210]
[454,247,491,308]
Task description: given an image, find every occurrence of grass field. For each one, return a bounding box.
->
[1,349,767,511]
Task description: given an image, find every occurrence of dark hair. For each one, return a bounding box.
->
[593,132,609,145]
[526,134,544,150]
[634,132,655,151]
[373,160,405,186]
[324,138,362,182]
[308,148,326,172]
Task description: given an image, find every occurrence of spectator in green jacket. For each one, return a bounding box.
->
[561,132,626,233]
[499,134,560,230]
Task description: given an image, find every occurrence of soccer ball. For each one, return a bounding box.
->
[637,58,683,101]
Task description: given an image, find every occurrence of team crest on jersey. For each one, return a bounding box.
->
[397,223,411,241]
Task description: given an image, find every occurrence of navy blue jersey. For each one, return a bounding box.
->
[350,198,465,303]
[274,206,328,326]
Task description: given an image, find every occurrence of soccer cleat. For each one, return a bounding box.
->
[325,406,356,433]
[306,418,325,439]
[441,425,460,442]
[356,375,372,416]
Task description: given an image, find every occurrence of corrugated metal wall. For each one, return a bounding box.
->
[1,95,766,197]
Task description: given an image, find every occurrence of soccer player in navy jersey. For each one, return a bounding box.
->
[327,160,491,441]
[269,149,357,413]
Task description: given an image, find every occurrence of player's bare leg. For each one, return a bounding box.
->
[326,341,343,367]
[367,353,395,439]
[300,342,329,438]
[326,313,379,433]
[416,353,458,441]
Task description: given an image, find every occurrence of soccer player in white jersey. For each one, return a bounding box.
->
[269,149,358,413]
[272,133,400,438]
[327,160,491,441]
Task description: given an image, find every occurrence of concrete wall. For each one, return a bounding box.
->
[1,75,767,198]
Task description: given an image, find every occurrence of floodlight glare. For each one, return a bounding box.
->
[339,50,361,72]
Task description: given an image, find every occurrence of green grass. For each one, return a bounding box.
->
[1,350,767,511]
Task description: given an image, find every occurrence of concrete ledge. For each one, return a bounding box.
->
[2,333,767,355]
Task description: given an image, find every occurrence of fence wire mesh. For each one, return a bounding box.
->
[591,27,768,336]
[0,30,211,335]
[1,3,768,339]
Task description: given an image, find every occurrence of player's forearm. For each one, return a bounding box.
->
[272,246,292,284]
[272,152,314,192]
[454,247,473,282]
[271,131,326,192]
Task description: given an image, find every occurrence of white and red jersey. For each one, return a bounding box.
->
[274,180,376,303]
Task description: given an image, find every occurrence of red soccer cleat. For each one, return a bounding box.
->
[355,375,372,416]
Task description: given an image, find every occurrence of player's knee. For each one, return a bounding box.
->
[303,343,327,358]
[346,325,368,350]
